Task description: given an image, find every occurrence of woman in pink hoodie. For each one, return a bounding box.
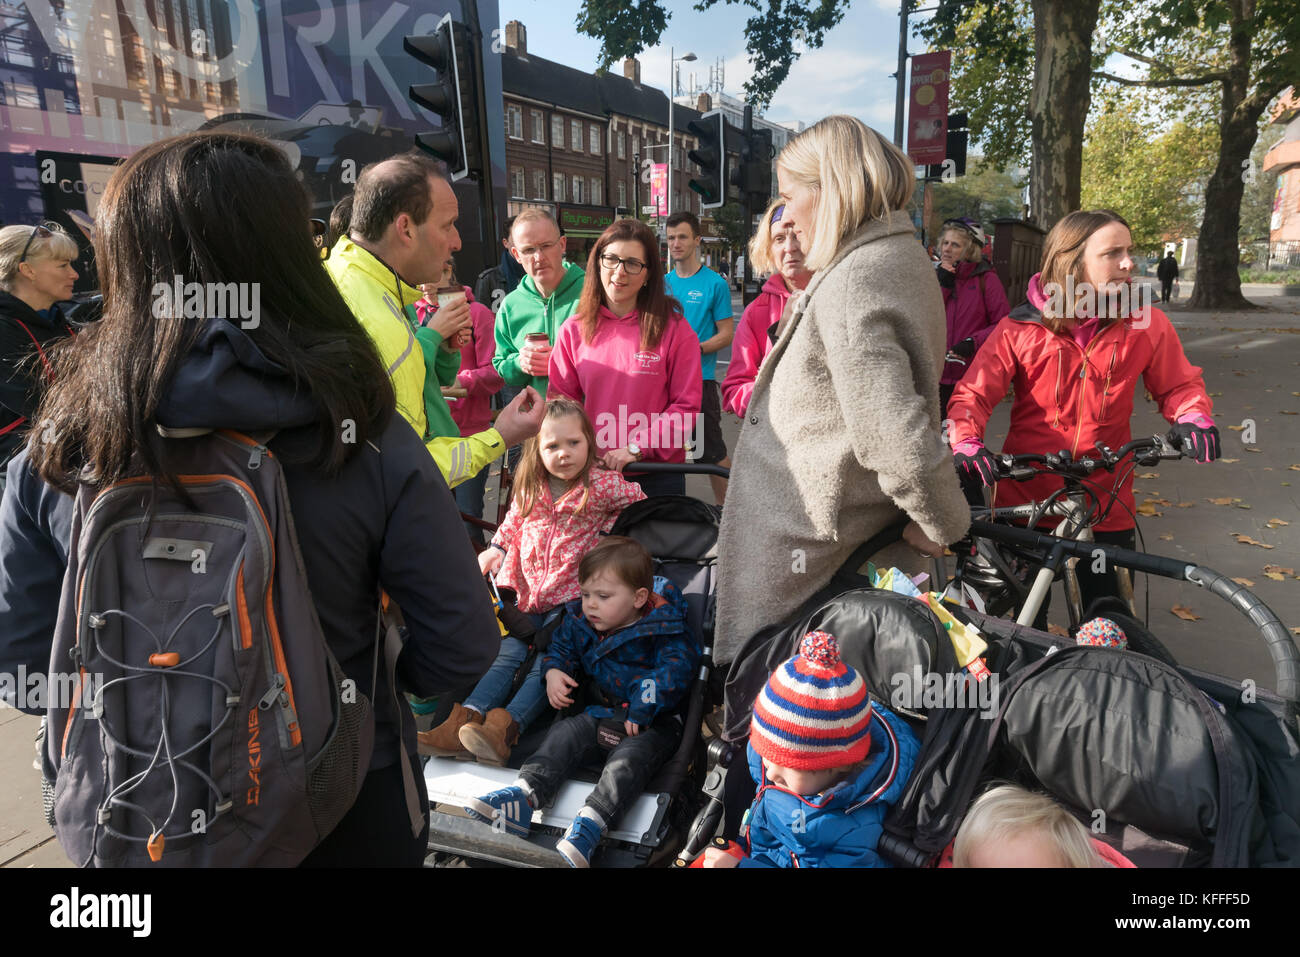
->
[936,218,1009,415]
[721,200,814,419]
[415,265,504,542]
[548,218,703,497]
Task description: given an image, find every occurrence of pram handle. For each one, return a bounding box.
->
[970,520,1300,705]
[623,462,731,479]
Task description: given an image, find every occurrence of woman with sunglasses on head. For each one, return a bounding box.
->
[547,219,702,498]
[935,217,1009,415]
[721,199,815,419]
[0,223,80,481]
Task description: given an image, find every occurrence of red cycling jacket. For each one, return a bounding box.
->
[947,276,1212,532]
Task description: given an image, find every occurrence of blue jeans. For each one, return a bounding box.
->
[453,463,490,545]
[462,610,558,730]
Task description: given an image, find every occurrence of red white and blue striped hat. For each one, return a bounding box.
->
[751,631,873,771]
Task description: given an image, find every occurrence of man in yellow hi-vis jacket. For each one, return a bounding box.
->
[327,152,542,487]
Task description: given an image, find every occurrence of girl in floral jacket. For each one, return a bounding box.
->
[418,398,645,764]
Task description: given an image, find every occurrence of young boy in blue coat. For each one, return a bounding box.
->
[466,536,699,867]
[703,630,919,868]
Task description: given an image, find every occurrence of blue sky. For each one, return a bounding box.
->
[497,0,909,137]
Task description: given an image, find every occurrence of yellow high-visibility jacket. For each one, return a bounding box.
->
[326,237,505,487]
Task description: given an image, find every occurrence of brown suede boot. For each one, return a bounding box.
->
[458,708,519,766]
[417,703,482,758]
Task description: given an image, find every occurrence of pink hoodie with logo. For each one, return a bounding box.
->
[548,306,703,463]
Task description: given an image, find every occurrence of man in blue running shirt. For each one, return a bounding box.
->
[665,211,734,504]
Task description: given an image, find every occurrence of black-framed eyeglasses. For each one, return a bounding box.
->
[309,219,329,261]
[18,224,52,264]
[599,253,645,276]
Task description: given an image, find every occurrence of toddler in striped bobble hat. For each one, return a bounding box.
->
[703,630,920,868]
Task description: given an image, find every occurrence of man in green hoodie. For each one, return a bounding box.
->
[492,209,586,397]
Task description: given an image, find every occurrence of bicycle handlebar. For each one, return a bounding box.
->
[623,462,731,479]
[992,431,1185,483]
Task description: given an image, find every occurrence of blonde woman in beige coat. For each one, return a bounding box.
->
[714,116,971,665]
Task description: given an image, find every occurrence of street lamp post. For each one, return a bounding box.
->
[667,47,697,226]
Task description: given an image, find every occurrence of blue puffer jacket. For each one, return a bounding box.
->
[542,576,698,727]
[738,702,920,868]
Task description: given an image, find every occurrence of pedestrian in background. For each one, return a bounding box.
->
[666,211,733,503]
[935,217,1009,414]
[0,223,79,485]
[721,198,813,419]
[1156,250,1179,304]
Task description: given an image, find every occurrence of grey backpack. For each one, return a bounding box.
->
[44,429,409,866]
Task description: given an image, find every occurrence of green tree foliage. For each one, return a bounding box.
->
[576,0,850,111]
[710,201,752,254]
[1079,95,1216,250]
[927,159,1026,239]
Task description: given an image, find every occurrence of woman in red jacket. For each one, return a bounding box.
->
[947,209,1219,612]
[721,199,814,419]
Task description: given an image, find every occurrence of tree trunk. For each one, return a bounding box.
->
[1187,0,1259,311]
[1027,0,1101,231]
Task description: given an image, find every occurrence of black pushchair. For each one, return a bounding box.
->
[705,521,1300,867]
[423,464,725,867]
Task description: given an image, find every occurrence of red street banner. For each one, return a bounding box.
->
[908,51,951,166]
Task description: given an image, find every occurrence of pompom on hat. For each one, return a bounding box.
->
[750,631,874,771]
[1075,617,1128,650]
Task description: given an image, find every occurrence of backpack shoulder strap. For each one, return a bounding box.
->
[376,593,425,838]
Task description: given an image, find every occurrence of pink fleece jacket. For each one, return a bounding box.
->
[721,273,793,418]
[491,468,647,612]
[547,306,703,463]
[414,286,504,436]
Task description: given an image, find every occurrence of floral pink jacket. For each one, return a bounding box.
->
[490,467,647,612]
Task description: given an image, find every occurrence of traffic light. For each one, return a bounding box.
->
[404,14,481,181]
[925,112,969,182]
[687,109,726,210]
[734,105,772,201]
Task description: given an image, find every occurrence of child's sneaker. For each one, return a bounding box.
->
[555,812,604,868]
[464,786,533,838]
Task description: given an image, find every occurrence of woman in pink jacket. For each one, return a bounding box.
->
[415,268,503,543]
[936,218,1009,415]
[721,200,814,418]
[548,218,703,497]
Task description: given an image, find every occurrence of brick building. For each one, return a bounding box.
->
[499,21,717,263]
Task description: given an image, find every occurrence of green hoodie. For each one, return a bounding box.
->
[492,260,586,395]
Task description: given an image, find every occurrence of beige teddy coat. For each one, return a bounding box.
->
[715,210,971,663]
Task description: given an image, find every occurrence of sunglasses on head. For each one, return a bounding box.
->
[18,224,52,264]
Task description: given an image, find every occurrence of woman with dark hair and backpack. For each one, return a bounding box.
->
[0,132,499,866]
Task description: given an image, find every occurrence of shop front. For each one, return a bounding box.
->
[557,204,618,267]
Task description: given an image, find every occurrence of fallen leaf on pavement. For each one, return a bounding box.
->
[1289,464,1300,471]
[1231,577,1255,587]
[1264,570,1287,581]
[1047,624,1070,638]
[1233,533,1275,549]
[1171,605,1201,621]
[1136,502,1163,516]
[1266,518,1290,529]
[1159,533,1175,541]
[1209,391,1224,396]
[1207,497,1241,505]
[1137,472,1160,479]
[1175,502,1195,508]
[1221,458,1240,463]
[1282,411,1298,416]
[1228,424,1246,430]
[1263,564,1296,577]
[1246,447,1264,453]
[1236,503,1253,509]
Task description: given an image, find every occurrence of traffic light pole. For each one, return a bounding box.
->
[461,0,498,276]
